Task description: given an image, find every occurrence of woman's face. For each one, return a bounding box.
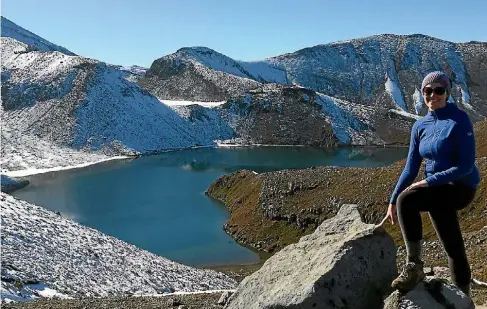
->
[423,82,448,110]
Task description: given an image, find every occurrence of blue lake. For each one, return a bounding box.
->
[11,146,407,267]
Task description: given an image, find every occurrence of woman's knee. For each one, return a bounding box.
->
[396,190,419,212]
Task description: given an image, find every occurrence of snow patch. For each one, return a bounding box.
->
[36,286,71,299]
[238,60,288,84]
[385,76,407,111]
[135,289,237,297]
[316,94,365,144]
[413,88,424,114]
[461,88,470,104]
[3,156,130,178]
[388,109,421,120]
[459,87,475,110]
[159,99,226,108]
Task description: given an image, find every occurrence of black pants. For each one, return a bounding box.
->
[396,183,476,287]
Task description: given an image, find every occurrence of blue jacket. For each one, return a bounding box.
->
[390,103,480,204]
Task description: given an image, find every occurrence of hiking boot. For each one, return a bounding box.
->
[391,261,425,292]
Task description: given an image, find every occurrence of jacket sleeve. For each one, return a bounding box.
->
[425,115,476,186]
[389,121,423,204]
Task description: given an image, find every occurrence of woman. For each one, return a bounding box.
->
[382,71,480,296]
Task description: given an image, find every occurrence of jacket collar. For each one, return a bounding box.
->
[427,102,456,119]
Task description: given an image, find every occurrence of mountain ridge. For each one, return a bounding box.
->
[1,16,75,56]
[2,17,486,171]
[145,34,486,122]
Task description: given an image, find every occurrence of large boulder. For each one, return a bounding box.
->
[225,204,397,309]
[383,278,474,309]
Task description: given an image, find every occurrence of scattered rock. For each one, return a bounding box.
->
[171,298,182,306]
[218,291,232,305]
[432,267,451,282]
[423,267,434,276]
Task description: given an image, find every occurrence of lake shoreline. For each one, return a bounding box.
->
[202,249,273,283]
[5,146,408,269]
[1,143,409,194]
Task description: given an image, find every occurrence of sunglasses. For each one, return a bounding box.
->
[423,87,446,96]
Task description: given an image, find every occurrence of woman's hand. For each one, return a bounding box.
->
[380,180,429,226]
[380,204,396,226]
[404,179,429,192]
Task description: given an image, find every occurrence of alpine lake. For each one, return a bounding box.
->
[11,146,407,267]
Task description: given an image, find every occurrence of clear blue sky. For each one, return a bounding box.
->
[2,0,487,67]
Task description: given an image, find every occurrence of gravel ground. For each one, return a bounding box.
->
[2,293,225,309]
[3,288,486,309]
[3,264,487,309]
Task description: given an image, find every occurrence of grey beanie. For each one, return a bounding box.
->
[421,71,452,94]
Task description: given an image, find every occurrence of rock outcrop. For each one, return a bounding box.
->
[224,204,397,309]
[384,278,474,309]
[221,85,339,147]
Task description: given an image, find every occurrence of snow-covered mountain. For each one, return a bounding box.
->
[270,35,486,118]
[1,193,236,302]
[140,47,261,102]
[2,17,486,173]
[1,17,413,173]
[1,17,75,56]
[144,35,487,121]
[0,20,235,172]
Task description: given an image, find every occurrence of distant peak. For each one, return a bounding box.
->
[177,46,219,54]
[331,33,451,45]
[275,33,457,59]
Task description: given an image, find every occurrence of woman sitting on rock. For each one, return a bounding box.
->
[381,71,480,296]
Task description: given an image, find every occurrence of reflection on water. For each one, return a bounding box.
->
[159,146,407,173]
[12,146,407,267]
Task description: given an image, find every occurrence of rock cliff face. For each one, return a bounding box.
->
[220,85,338,147]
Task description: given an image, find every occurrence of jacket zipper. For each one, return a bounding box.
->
[429,112,436,173]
